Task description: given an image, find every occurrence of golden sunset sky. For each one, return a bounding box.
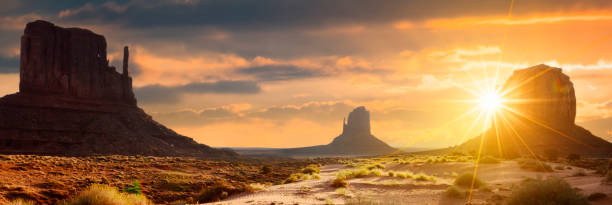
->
[0,0,611,148]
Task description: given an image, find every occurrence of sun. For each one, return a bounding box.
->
[478,91,503,111]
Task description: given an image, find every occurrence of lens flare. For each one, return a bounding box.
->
[479,91,503,111]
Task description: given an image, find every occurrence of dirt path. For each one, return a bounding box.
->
[205,162,612,205]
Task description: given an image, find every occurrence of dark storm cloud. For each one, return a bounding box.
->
[134,80,261,104]
[238,65,320,81]
[56,0,612,30]
[0,56,19,73]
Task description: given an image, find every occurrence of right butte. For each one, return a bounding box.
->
[458,64,612,157]
[0,20,236,159]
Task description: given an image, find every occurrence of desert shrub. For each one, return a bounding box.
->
[124,180,142,195]
[61,184,151,205]
[394,171,414,179]
[312,173,321,180]
[282,173,304,184]
[335,188,348,196]
[387,171,395,177]
[554,165,565,170]
[517,158,552,172]
[479,156,501,164]
[195,180,252,203]
[444,185,466,198]
[331,177,348,188]
[453,173,484,189]
[7,199,34,205]
[567,153,581,161]
[370,169,383,176]
[506,177,588,205]
[587,192,607,201]
[301,164,320,175]
[366,163,385,170]
[414,173,437,182]
[249,183,266,191]
[261,165,272,174]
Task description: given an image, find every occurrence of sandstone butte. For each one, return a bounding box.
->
[458,64,612,157]
[0,20,236,159]
[282,106,397,157]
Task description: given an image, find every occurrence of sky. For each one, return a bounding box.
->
[1,0,611,148]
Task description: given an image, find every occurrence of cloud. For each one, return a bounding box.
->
[238,65,321,81]
[55,0,612,30]
[0,56,19,73]
[134,80,261,104]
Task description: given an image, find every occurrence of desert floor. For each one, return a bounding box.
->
[208,160,612,205]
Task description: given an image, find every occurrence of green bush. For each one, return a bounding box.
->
[453,173,484,189]
[124,180,143,195]
[61,184,151,205]
[507,177,589,205]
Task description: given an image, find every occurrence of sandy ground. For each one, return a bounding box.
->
[204,161,612,205]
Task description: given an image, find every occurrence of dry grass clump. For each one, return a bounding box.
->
[249,183,267,191]
[507,177,588,205]
[365,163,385,170]
[335,188,348,196]
[7,199,35,205]
[336,168,383,180]
[300,164,320,174]
[414,172,437,182]
[60,184,151,205]
[517,158,552,172]
[330,178,348,188]
[195,180,253,203]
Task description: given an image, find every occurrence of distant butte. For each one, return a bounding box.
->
[0,20,236,159]
[281,106,397,157]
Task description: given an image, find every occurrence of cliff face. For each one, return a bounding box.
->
[458,64,612,157]
[502,65,576,131]
[0,20,236,159]
[282,106,396,157]
[19,20,136,105]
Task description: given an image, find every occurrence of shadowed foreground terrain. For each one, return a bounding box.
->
[0,154,335,204]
